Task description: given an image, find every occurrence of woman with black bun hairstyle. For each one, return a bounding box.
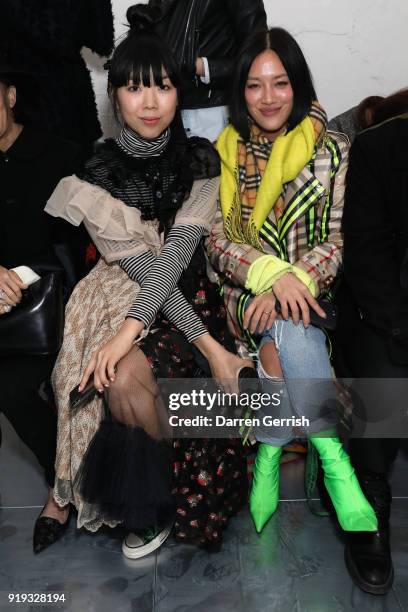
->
[45,4,253,558]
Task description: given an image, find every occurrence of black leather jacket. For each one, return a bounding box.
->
[150,0,267,110]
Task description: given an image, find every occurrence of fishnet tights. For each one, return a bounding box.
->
[106,345,169,440]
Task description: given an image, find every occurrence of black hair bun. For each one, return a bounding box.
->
[126,4,163,33]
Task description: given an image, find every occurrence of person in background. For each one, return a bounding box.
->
[332,110,408,594]
[0,64,83,554]
[0,1,114,272]
[148,0,267,141]
[328,88,408,144]
[0,0,114,154]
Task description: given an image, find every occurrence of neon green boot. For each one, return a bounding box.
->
[249,443,282,533]
[310,435,378,532]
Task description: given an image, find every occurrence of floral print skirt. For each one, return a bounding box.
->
[139,245,248,548]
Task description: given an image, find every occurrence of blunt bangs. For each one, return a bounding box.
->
[230,28,317,142]
[108,32,180,90]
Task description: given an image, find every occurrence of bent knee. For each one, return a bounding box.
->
[259,341,283,378]
[273,320,326,363]
[112,361,158,396]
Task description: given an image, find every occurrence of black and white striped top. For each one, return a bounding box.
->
[116,125,171,158]
[79,126,209,342]
[121,223,207,341]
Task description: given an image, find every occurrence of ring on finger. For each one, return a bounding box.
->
[0,290,6,300]
[263,310,272,315]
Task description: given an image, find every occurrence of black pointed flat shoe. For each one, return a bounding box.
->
[33,511,70,554]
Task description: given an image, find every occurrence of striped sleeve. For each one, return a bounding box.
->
[120,225,208,342]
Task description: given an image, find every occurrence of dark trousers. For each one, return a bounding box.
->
[0,354,57,487]
[333,319,404,475]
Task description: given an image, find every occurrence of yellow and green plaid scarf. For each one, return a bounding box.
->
[216,101,327,251]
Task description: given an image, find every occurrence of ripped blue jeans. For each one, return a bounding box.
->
[253,318,338,446]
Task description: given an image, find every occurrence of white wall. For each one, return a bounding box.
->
[85,0,408,137]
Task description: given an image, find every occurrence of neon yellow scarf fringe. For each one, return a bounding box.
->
[216,115,316,251]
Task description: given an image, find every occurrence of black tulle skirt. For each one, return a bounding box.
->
[75,246,248,545]
[75,416,175,531]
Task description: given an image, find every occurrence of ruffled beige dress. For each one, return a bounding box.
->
[45,175,219,531]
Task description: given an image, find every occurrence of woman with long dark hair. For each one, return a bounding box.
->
[206,27,378,536]
[46,4,252,559]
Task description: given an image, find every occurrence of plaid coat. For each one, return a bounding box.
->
[205,130,349,347]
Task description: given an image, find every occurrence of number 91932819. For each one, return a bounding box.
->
[7,593,66,604]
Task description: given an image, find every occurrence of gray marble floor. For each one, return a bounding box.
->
[0,415,407,612]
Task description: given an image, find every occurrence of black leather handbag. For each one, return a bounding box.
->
[0,272,64,357]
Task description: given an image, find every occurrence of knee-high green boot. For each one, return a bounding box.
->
[310,435,378,532]
[249,443,282,533]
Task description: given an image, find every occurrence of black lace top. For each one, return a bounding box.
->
[76,128,221,342]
